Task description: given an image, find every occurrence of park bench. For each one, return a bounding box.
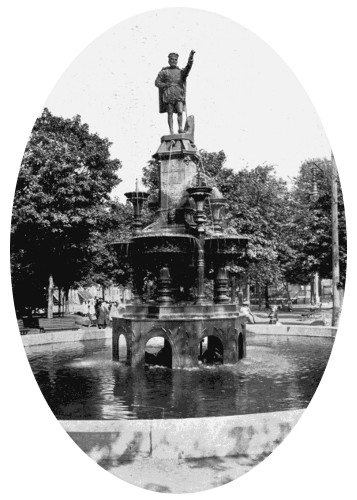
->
[38,317,80,333]
[17,319,29,335]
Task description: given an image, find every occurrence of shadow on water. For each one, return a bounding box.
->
[28,335,334,420]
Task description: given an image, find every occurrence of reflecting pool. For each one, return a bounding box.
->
[26,334,334,420]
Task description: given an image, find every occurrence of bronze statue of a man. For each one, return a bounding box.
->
[155,50,195,134]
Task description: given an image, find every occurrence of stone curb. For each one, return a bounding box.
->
[21,328,112,346]
[61,409,303,461]
[246,324,336,337]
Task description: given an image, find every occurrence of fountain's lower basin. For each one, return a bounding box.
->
[26,333,334,420]
[113,307,246,368]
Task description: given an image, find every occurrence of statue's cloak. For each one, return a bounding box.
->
[157,66,188,114]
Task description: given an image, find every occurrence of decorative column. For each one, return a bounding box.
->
[157,266,174,304]
[214,266,230,304]
[129,266,142,305]
[125,181,150,235]
[187,186,212,305]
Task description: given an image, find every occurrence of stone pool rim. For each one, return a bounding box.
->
[21,323,337,348]
[61,409,304,460]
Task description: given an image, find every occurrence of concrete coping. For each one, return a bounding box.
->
[21,323,337,347]
[246,324,337,338]
[61,409,304,460]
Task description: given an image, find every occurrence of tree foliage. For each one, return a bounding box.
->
[11,108,122,312]
[285,158,347,285]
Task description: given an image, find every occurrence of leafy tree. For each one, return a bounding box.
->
[285,158,347,287]
[80,199,135,292]
[142,157,160,192]
[11,108,121,316]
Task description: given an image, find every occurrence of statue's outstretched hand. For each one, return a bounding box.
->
[190,50,195,58]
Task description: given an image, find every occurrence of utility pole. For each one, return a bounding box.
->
[331,151,341,326]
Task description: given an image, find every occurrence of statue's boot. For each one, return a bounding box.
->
[178,128,184,133]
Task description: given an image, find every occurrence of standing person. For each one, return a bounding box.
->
[89,298,95,316]
[107,302,112,326]
[155,50,195,134]
[240,301,256,324]
[94,298,100,321]
[82,300,88,316]
[269,305,279,324]
[96,299,103,329]
[109,301,120,321]
[88,298,96,327]
[98,300,109,329]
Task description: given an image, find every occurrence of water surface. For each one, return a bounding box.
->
[27,334,334,419]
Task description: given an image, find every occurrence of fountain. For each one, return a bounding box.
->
[17,44,339,496]
[112,111,249,368]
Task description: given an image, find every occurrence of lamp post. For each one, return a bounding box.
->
[310,165,320,305]
[125,179,150,235]
[310,153,341,326]
[187,185,212,305]
[330,152,341,326]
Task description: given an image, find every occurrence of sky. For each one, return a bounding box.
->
[44,8,331,201]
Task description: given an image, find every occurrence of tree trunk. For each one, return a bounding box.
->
[310,275,315,305]
[257,282,262,310]
[264,285,270,309]
[64,288,70,314]
[246,281,250,303]
[283,281,290,300]
[47,274,54,319]
[58,288,62,316]
[314,273,320,304]
[102,286,105,300]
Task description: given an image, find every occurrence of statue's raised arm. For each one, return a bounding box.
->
[155,50,196,135]
[182,50,195,78]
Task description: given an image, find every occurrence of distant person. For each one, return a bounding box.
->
[89,298,96,316]
[87,298,96,326]
[240,301,256,324]
[94,298,101,321]
[82,300,89,317]
[97,300,109,329]
[109,301,120,320]
[269,305,279,324]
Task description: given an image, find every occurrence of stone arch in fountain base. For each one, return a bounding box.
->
[112,306,246,369]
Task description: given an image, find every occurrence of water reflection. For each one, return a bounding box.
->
[27,335,334,420]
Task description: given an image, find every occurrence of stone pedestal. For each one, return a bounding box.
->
[153,133,200,215]
[112,305,246,369]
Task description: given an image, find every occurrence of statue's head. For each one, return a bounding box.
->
[168,53,178,67]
